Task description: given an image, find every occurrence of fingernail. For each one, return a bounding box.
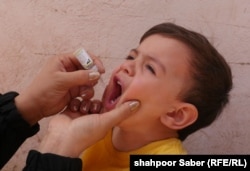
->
[75,96,83,102]
[92,103,98,111]
[129,101,140,111]
[89,71,100,81]
[82,105,87,111]
[81,94,86,99]
[73,105,78,111]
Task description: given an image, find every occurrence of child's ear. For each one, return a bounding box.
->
[160,103,198,130]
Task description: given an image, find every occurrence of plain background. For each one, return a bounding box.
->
[0,0,249,170]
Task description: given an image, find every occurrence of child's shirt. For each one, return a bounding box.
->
[81,130,186,171]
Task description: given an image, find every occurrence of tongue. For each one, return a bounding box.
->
[112,83,122,102]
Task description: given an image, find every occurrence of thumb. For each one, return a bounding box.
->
[99,100,140,129]
[59,70,100,87]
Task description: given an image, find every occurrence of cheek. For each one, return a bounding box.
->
[122,80,150,100]
[119,101,164,128]
[125,80,165,102]
[132,86,176,115]
[123,80,168,112]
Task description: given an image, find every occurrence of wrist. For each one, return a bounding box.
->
[15,93,43,126]
[39,132,81,158]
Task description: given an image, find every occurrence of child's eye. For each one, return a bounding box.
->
[146,64,156,75]
[126,56,135,60]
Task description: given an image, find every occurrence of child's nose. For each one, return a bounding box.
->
[119,61,135,76]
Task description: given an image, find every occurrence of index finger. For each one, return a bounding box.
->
[58,53,84,71]
[87,51,105,74]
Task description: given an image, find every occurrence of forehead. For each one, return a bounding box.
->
[138,34,193,68]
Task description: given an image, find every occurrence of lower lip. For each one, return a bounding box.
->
[104,97,121,111]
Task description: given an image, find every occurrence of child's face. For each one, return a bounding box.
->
[102,34,193,129]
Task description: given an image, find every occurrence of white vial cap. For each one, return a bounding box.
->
[74,48,98,71]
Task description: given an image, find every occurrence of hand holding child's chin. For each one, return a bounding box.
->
[38,100,140,158]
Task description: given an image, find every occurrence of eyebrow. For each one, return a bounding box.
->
[130,49,166,74]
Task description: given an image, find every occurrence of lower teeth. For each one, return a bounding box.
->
[111,99,115,104]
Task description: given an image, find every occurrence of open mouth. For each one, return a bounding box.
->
[105,76,123,110]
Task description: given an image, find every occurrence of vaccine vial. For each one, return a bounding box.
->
[74,48,98,71]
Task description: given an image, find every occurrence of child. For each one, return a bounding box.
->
[76,22,233,171]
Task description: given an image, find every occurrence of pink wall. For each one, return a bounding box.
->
[1,0,250,170]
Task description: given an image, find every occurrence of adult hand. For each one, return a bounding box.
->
[15,52,105,125]
[38,100,140,158]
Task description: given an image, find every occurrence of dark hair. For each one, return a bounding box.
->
[140,22,233,141]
